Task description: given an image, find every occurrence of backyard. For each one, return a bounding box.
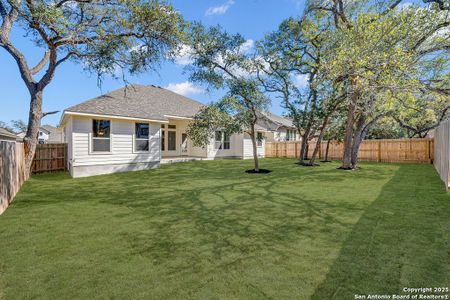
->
[0,158,449,299]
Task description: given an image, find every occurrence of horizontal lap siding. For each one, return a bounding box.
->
[243,133,265,158]
[72,117,160,167]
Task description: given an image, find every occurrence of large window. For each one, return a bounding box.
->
[135,123,149,152]
[92,119,111,152]
[223,132,230,150]
[168,131,176,151]
[257,132,264,147]
[215,131,222,149]
[286,129,297,141]
[215,131,231,150]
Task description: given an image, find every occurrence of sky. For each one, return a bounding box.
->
[0,0,306,127]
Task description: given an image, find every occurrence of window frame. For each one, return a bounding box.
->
[214,131,231,150]
[167,130,177,151]
[223,131,230,150]
[134,122,150,153]
[91,119,112,154]
[257,132,264,147]
[215,130,223,150]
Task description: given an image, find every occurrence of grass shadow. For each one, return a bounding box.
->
[311,164,450,299]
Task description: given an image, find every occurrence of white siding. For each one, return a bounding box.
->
[243,132,265,159]
[64,117,73,175]
[206,133,243,158]
[71,117,160,167]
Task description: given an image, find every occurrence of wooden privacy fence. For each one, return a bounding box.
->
[32,143,67,174]
[0,141,26,214]
[266,138,434,164]
[433,120,450,190]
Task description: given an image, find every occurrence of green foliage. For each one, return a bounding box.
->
[3,0,185,79]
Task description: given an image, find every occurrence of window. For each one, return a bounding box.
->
[161,129,165,151]
[135,123,149,152]
[215,131,222,150]
[168,125,176,129]
[92,119,111,152]
[215,131,231,150]
[168,131,176,151]
[257,132,264,147]
[286,129,297,141]
[223,132,230,150]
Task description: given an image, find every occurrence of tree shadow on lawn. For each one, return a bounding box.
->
[7,159,447,298]
[311,164,450,300]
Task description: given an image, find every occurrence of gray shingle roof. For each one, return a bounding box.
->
[65,84,205,121]
[263,112,295,128]
[0,128,18,139]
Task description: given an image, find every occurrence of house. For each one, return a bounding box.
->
[0,128,18,141]
[17,125,64,144]
[260,112,300,142]
[59,84,294,178]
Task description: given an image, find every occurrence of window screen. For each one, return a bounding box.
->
[92,120,111,152]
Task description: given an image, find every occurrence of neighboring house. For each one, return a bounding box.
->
[17,125,64,144]
[59,84,294,178]
[41,125,64,143]
[260,112,300,142]
[0,128,18,141]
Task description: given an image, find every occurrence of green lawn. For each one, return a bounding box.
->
[0,159,449,299]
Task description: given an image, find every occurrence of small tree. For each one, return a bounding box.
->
[0,0,184,176]
[186,23,270,172]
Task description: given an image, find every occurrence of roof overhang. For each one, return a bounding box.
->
[164,115,195,121]
[59,111,169,127]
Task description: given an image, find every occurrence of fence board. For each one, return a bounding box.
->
[433,120,450,190]
[266,138,434,164]
[0,141,26,214]
[31,143,67,173]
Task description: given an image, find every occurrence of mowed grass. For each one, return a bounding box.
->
[0,158,449,299]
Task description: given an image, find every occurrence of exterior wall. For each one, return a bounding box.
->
[38,130,49,143]
[243,132,265,159]
[267,128,300,142]
[161,118,206,158]
[67,116,160,177]
[64,117,74,175]
[206,133,243,158]
[72,161,160,178]
[47,130,64,143]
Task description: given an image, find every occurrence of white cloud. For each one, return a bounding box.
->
[173,44,195,66]
[293,74,309,88]
[205,0,235,16]
[239,39,255,54]
[166,82,204,96]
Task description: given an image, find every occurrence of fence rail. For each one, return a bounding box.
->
[433,120,450,190]
[0,141,26,214]
[32,143,67,174]
[266,138,434,164]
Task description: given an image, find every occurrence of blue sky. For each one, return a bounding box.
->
[0,0,306,127]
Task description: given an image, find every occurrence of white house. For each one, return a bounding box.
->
[17,125,64,144]
[59,84,296,178]
[260,112,300,142]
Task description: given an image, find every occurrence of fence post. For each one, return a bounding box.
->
[377,141,382,162]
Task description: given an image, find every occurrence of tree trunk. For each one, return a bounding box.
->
[299,129,310,165]
[249,124,260,172]
[341,78,359,169]
[24,90,43,178]
[322,139,331,162]
[350,115,366,168]
[309,115,329,166]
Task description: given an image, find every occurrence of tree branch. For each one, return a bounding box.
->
[30,51,50,74]
[42,110,59,117]
[423,0,449,10]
